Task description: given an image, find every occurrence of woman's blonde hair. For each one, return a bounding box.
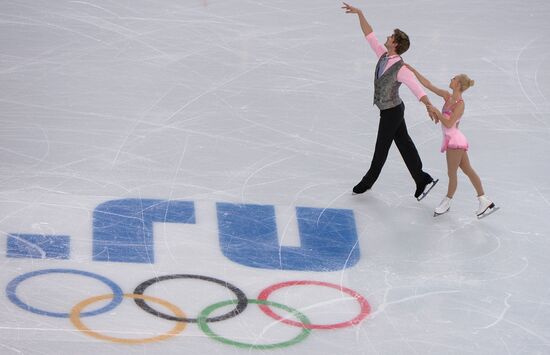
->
[456,74,475,92]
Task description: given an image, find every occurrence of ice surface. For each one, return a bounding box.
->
[1,0,549,354]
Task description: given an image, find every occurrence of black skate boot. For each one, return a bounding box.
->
[352,177,371,195]
[415,174,438,201]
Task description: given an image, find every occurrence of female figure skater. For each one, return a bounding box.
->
[406,65,498,218]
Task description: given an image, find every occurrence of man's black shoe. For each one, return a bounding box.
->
[415,176,438,201]
[353,179,371,194]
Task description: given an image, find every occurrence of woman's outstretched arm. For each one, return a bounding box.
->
[405,64,450,99]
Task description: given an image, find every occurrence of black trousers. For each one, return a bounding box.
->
[361,102,428,188]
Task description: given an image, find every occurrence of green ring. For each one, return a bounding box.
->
[197,299,311,349]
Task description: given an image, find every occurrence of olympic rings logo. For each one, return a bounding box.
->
[5,269,371,349]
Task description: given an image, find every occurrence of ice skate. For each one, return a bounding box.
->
[434,196,452,217]
[352,177,371,195]
[415,178,439,201]
[476,195,499,219]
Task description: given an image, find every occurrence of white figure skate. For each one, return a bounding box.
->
[434,196,452,217]
[476,195,499,219]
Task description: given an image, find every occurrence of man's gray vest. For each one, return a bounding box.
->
[373,53,404,110]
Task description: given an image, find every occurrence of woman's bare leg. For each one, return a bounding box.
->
[445,149,464,198]
[459,151,485,196]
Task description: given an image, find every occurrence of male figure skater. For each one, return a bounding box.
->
[343,3,438,200]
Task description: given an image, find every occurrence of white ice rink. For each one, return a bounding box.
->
[1,0,549,354]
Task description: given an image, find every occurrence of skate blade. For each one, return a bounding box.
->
[417,179,439,201]
[433,208,449,217]
[477,206,500,219]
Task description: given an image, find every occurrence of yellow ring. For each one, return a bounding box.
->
[70,293,186,344]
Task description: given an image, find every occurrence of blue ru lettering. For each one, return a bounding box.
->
[12,199,359,271]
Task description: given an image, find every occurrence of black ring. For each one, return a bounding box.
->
[133,274,248,323]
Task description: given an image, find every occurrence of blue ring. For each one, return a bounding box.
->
[6,269,123,318]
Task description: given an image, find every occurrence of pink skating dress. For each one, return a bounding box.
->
[440,98,469,153]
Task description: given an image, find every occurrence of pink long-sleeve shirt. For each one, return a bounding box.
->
[366,32,426,101]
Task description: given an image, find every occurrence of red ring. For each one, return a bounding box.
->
[257,280,370,329]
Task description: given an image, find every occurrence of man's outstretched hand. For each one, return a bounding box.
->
[342,2,361,14]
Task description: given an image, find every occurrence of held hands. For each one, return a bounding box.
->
[427,104,441,116]
[342,2,361,14]
[420,96,439,123]
[426,104,440,123]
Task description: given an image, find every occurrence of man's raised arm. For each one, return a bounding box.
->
[342,2,373,37]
